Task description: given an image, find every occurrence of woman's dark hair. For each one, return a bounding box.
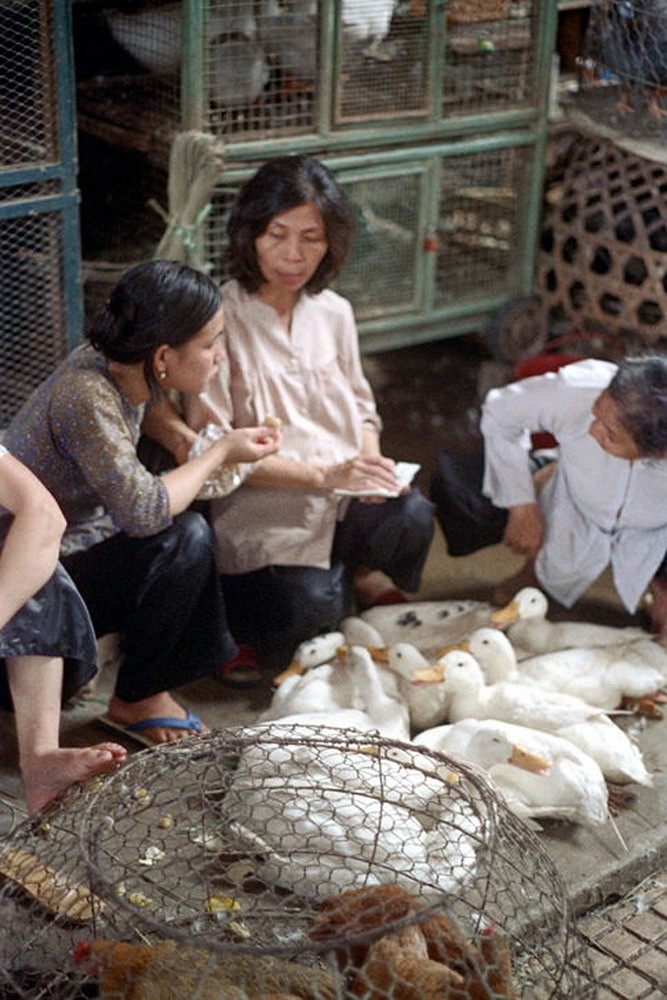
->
[227,155,355,294]
[88,260,222,394]
[608,353,667,458]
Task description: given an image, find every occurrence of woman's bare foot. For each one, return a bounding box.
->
[107,692,210,745]
[21,743,127,815]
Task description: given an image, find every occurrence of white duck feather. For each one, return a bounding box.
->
[415,718,609,827]
[492,587,650,655]
[468,627,665,710]
[222,729,480,900]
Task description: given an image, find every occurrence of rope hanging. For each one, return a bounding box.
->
[151,130,226,272]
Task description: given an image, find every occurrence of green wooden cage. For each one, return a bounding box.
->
[0,0,82,426]
[75,0,559,352]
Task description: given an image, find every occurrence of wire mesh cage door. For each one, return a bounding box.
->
[0,0,82,427]
[435,140,538,310]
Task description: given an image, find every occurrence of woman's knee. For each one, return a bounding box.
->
[156,511,215,573]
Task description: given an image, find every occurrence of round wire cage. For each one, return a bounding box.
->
[535,134,667,349]
[570,0,667,146]
[0,726,595,999]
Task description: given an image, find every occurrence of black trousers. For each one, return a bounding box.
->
[430,449,507,556]
[221,488,435,664]
[62,512,237,702]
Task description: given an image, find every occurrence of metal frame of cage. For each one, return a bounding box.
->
[75,0,559,352]
[0,0,82,427]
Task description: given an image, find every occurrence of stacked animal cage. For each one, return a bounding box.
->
[0,0,82,427]
[529,1,667,353]
[74,0,558,351]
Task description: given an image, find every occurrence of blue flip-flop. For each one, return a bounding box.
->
[99,711,203,748]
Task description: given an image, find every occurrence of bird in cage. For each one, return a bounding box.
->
[257,8,318,89]
[310,884,518,1000]
[106,2,258,76]
[342,0,398,60]
[209,37,270,107]
[74,937,338,999]
[593,0,667,116]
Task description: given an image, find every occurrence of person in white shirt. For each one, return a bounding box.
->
[431,355,667,635]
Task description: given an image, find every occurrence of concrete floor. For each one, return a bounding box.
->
[0,336,666,995]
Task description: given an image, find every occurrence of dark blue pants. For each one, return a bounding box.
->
[62,512,237,701]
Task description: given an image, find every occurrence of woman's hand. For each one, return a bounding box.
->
[215,425,282,465]
[503,502,544,559]
[321,455,400,497]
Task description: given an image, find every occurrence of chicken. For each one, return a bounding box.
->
[593,0,667,116]
[309,884,517,999]
[74,938,337,1000]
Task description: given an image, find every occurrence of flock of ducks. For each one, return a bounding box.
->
[227,587,666,898]
[259,588,666,821]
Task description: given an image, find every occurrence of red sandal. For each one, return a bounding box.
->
[218,644,264,688]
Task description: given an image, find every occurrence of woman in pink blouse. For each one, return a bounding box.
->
[186,156,434,667]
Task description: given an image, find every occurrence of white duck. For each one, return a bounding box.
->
[415,718,609,828]
[272,630,345,686]
[420,650,650,785]
[554,717,651,786]
[361,599,493,659]
[467,627,665,712]
[260,646,410,741]
[340,615,386,650]
[384,643,451,732]
[492,587,650,655]
[418,649,606,732]
[223,729,478,900]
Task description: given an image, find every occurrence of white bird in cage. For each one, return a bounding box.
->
[415,718,610,828]
[106,2,258,76]
[467,626,666,713]
[491,587,650,655]
[223,733,482,900]
[209,38,270,107]
[342,0,397,59]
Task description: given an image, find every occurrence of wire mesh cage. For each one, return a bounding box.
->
[567,0,667,146]
[0,0,81,427]
[0,727,595,999]
[74,1,545,160]
[534,134,667,349]
[202,143,536,328]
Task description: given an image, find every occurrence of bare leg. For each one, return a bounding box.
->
[107,691,210,745]
[6,655,127,815]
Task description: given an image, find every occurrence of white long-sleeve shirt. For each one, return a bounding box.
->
[481,358,667,611]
